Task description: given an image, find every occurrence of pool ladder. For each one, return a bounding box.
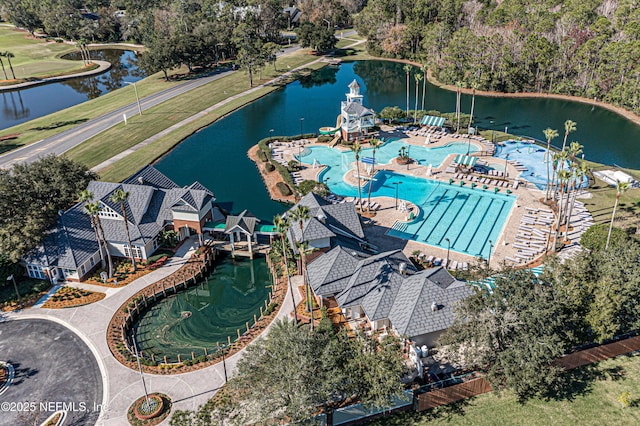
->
[390,221,408,233]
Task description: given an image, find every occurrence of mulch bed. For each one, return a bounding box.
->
[1,286,52,312]
[84,258,171,288]
[127,393,172,426]
[42,286,105,309]
[107,246,288,374]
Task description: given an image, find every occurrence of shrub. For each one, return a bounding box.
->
[257,150,268,162]
[581,223,628,251]
[276,182,292,196]
[298,180,329,197]
[317,135,333,143]
[265,162,275,172]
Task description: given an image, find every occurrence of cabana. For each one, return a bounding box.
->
[420,115,446,127]
[454,154,478,167]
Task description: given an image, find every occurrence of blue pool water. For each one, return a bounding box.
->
[495,141,588,190]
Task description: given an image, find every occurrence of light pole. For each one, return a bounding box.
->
[393,181,403,210]
[487,240,494,268]
[445,238,451,267]
[299,116,304,138]
[322,18,331,29]
[124,81,142,116]
[216,342,228,383]
[269,128,274,140]
[504,153,509,177]
[7,274,22,310]
[132,336,154,411]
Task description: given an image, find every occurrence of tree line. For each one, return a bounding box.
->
[356,0,640,115]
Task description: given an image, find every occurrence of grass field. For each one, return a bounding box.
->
[373,353,640,426]
[0,26,83,80]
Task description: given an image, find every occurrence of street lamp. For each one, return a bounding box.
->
[487,240,494,268]
[322,18,331,29]
[132,336,154,412]
[216,342,229,383]
[124,81,142,116]
[7,274,22,310]
[299,116,304,138]
[269,128,274,140]
[393,181,403,210]
[504,153,509,177]
[444,238,451,267]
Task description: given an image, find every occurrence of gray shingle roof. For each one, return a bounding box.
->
[343,102,375,117]
[225,210,259,235]
[27,165,215,272]
[388,267,473,338]
[307,246,361,296]
[123,165,179,189]
[285,193,364,251]
[335,250,413,320]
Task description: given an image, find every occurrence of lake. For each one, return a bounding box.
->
[155,60,640,221]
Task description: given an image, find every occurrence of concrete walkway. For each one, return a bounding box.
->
[0,60,112,91]
[92,39,366,172]
[4,236,302,425]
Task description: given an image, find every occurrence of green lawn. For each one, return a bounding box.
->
[374,354,640,426]
[0,278,50,307]
[0,26,84,81]
[581,177,640,230]
[97,55,326,182]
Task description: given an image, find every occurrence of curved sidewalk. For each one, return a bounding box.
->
[4,236,301,425]
[0,60,111,91]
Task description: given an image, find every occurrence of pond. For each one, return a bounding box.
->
[134,255,272,362]
[156,60,640,222]
[0,49,145,129]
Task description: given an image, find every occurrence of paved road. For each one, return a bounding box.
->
[0,69,235,169]
[0,318,104,425]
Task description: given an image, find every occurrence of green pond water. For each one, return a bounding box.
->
[134,255,272,362]
[156,60,640,221]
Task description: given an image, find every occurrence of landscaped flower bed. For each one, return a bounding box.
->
[127,393,171,425]
[43,286,105,309]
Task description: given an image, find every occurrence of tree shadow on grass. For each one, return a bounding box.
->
[29,118,88,131]
[0,143,21,154]
[369,398,473,425]
[542,364,626,402]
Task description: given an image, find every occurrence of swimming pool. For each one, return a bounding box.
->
[299,139,478,170]
[495,140,587,190]
[378,172,514,258]
[314,167,513,258]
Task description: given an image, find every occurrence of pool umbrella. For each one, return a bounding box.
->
[471,182,476,188]
[494,187,500,193]
[449,178,453,184]
[506,189,511,194]
[483,184,487,189]
[460,181,465,186]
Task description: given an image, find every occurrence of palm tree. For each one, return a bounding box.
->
[564,161,588,242]
[289,205,312,328]
[421,63,428,112]
[110,188,137,272]
[351,141,363,207]
[561,119,577,151]
[553,169,571,251]
[605,180,630,250]
[84,201,114,278]
[0,56,8,80]
[79,190,106,270]
[455,81,465,133]
[2,52,16,80]
[403,64,412,118]
[562,141,583,229]
[274,214,297,324]
[469,81,479,133]
[550,150,568,204]
[366,138,380,211]
[542,128,559,202]
[413,73,422,124]
[75,41,87,66]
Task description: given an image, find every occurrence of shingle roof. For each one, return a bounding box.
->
[343,102,375,117]
[335,250,413,321]
[388,267,473,338]
[285,193,364,250]
[225,210,260,235]
[307,246,361,296]
[27,165,215,271]
[123,165,179,189]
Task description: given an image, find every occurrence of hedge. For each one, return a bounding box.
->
[276,182,292,196]
[265,162,275,172]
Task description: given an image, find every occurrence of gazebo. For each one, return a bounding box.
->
[224,210,259,258]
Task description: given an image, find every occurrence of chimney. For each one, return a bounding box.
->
[399,262,407,275]
[431,301,437,312]
[137,176,144,185]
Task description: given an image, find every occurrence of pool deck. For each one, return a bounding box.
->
[276,125,575,268]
